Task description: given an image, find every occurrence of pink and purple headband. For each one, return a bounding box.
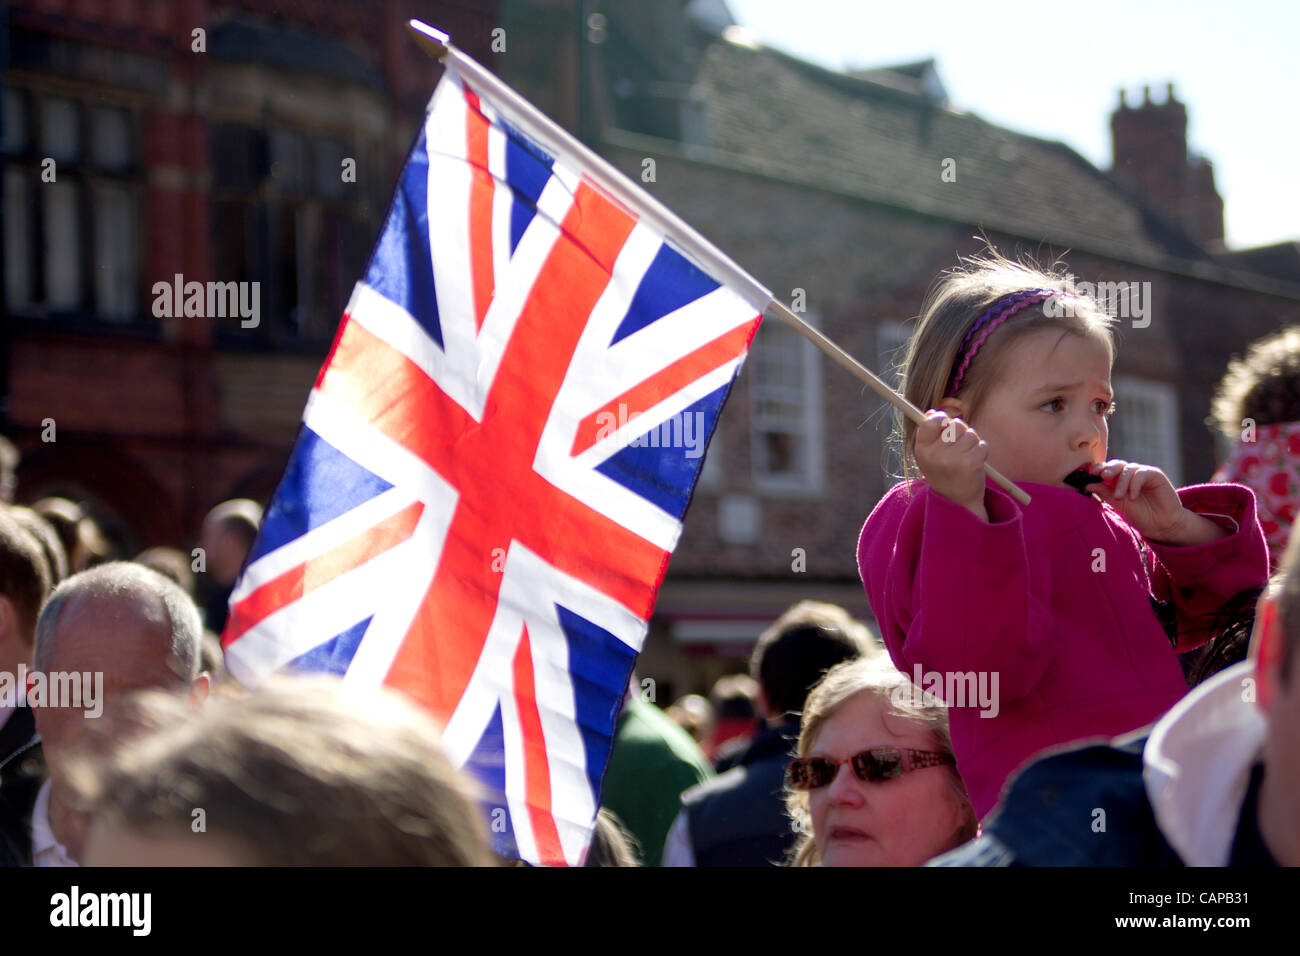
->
[946,289,1056,396]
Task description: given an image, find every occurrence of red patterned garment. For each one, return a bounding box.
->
[1213,421,1300,571]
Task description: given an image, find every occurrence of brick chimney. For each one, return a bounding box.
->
[1110,82,1224,247]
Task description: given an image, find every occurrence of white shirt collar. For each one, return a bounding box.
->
[31,778,79,868]
[1143,660,1265,866]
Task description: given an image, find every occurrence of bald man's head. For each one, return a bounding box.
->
[33,562,205,768]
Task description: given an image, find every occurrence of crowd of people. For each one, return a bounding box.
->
[2,251,1299,867]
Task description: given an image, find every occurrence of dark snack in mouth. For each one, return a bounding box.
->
[1063,469,1096,495]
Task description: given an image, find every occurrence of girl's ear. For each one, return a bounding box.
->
[938,397,966,420]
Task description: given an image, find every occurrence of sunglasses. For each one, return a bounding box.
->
[788,748,955,790]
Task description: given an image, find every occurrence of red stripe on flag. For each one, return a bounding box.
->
[224,501,425,645]
[569,319,759,457]
[513,626,567,866]
[568,175,637,276]
[464,86,495,332]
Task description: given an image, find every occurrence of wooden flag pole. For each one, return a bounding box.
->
[767,301,1031,505]
[404,20,1031,507]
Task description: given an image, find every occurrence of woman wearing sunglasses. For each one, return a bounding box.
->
[785,659,977,866]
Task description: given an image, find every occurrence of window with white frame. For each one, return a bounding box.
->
[212,120,378,343]
[750,312,823,493]
[876,319,914,484]
[1109,377,1181,486]
[2,89,141,322]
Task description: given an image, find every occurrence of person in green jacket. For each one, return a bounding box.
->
[600,679,713,866]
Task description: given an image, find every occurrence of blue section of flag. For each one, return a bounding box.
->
[611,242,721,344]
[466,704,519,860]
[594,385,729,519]
[556,605,638,803]
[503,121,555,256]
[364,130,442,346]
[285,615,372,676]
[247,428,394,566]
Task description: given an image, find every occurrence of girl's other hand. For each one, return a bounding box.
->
[915,411,989,521]
[1084,459,1188,543]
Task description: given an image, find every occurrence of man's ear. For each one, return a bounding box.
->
[1252,596,1283,716]
[189,672,212,706]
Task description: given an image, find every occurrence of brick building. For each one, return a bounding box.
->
[2,0,500,548]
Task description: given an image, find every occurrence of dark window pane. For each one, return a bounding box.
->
[3,88,27,154]
[4,169,33,309]
[93,183,137,320]
[271,130,305,194]
[41,96,79,162]
[315,138,346,199]
[765,431,797,476]
[43,180,82,310]
[274,204,302,334]
[212,124,268,192]
[91,107,131,170]
[213,200,248,285]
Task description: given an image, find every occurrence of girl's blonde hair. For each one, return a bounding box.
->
[895,250,1118,478]
[784,658,976,866]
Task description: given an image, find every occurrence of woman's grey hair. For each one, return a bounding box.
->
[34,561,204,680]
[785,658,977,866]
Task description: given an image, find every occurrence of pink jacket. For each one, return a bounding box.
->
[857,479,1268,820]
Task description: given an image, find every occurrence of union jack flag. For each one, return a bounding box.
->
[221,51,768,866]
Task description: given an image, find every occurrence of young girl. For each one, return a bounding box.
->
[858,254,1269,821]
